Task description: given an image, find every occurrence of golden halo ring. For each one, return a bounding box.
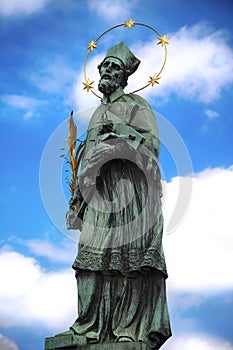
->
[83,20,169,99]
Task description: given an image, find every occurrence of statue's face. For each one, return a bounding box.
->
[99,57,124,84]
[98,57,125,96]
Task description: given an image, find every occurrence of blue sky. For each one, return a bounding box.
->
[0,0,233,349]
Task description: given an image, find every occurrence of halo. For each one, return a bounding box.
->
[83,19,169,99]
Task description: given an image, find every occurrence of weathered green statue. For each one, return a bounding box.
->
[46,42,171,350]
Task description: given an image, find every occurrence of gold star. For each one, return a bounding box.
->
[157,35,170,47]
[83,79,94,92]
[125,19,136,29]
[87,40,97,52]
[148,75,161,86]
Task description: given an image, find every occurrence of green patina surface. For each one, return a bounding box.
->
[45,42,171,350]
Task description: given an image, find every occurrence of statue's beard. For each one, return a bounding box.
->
[98,77,120,96]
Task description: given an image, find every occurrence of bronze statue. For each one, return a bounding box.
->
[46,41,171,350]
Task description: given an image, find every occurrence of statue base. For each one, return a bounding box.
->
[45,333,150,349]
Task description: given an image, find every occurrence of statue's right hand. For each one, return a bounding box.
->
[69,195,77,209]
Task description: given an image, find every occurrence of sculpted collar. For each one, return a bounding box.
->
[101,87,125,104]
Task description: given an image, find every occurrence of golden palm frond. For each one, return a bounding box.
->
[66,111,86,196]
[67,111,77,153]
[67,111,78,195]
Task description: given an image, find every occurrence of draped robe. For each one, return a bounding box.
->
[67,88,172,348]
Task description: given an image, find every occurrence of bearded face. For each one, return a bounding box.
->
[98,57,126,97]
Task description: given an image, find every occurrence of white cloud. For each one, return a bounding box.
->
[1,166,233,333]
[72,22,233,111]
[163,166,233,292]
[130,23,233,103]
[1,95,43,109]
[31,61,76,96]
[205,109,219,119]
[0,0,51,17]
[0,246,76,331]
[87,0,138,23]
[0,334,19,350]
[1,94,46,119]
[70,53,103,112]
[163,334,233,350]
[11,237,77,264]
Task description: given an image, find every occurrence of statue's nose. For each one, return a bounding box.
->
[106,63,112,72]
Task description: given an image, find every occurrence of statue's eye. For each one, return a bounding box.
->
[112,63,121,71]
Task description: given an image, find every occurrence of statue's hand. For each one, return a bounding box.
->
[88,143,114,166]
[68,186,85,212]
[78,142,125,198]
[69,195,77,209]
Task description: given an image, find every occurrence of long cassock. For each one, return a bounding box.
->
[67,87,172,349]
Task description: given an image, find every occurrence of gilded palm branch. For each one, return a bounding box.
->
[66,111,85,195]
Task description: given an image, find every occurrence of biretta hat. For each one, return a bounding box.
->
[103,41,140,76]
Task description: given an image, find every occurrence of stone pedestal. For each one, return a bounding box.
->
[45,333,150,350]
